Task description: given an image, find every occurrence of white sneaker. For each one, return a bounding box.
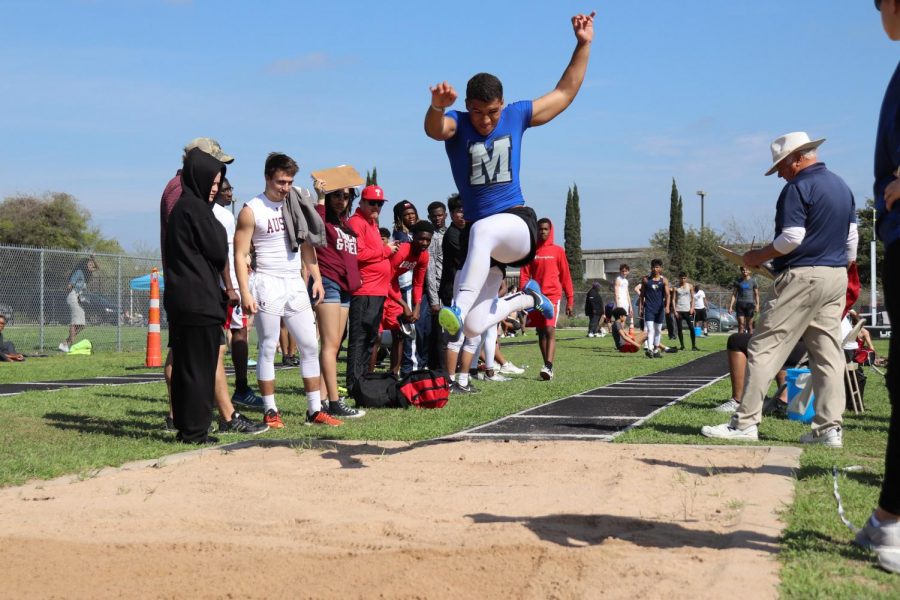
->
[587,333,595,338]
[540,366,554,381]
[485,372,511,382]
[498,361,525,376]
[714,399,740,413]
[799,426,843,448]
[700,422,759,441]
[58,342,70,353]
[598,331,607,338]
[856,514,900,550]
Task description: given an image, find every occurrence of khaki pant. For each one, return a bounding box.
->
[734,265,847,434]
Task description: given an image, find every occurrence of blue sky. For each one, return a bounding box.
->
[1,1,896,253]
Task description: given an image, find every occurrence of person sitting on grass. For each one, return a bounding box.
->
[610,307,646,353]
[713,332,807,414]
[0,314,24,362]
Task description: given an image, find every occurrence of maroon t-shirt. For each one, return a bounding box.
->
[160,170,182,269]
[315,204,361,293]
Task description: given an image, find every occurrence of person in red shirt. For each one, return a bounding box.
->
[346,185,400,395]
[518,218,575,381]
[382,220,433,375]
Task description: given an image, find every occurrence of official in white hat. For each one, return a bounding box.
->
[702,131,858,448]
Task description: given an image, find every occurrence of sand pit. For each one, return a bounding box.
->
[0,440,799,599]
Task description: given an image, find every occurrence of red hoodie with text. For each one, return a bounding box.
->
[518,219,575,311]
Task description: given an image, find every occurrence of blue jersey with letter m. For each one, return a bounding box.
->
[444,100,532,222]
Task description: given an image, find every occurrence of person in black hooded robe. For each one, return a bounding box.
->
[164,147,228,444]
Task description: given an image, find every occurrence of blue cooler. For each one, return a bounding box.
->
[694,326,703,336]
[786,367,815,423]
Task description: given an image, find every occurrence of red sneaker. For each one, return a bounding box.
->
[306,410,343,427]
[263,409,285,429]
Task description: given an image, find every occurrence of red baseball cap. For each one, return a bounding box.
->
[361,185,386,202]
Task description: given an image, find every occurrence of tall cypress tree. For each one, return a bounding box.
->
[371,166,378,185]
[365,170,372,186]
[564,184,584,284]
[667,178,686,274]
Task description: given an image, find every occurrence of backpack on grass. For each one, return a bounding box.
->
[398,369,450,409]
[352,372,402,408]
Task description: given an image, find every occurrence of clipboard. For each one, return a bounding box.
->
[310,165,365,194]
[716,246,776,280]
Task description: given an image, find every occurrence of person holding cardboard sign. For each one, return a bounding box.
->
[310,171,365,419]
[424,11,594,345]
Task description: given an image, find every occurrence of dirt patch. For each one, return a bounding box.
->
[0,440,798,599]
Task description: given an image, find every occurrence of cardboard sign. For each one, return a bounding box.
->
[310,165,365,193]
[716,246,775,280]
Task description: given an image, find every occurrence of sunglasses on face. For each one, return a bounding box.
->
[364,200,385,207]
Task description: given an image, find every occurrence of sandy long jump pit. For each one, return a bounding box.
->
[0,440,799,599]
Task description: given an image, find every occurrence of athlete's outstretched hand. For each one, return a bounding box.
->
[429,82,458,110]
[571,11,596,45]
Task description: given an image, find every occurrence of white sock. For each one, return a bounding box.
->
[307,389,322,414]
[262,394,277,412]
[449,373,457,382]
[458,373,469,387]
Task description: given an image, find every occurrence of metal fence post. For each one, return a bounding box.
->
[116,255,122,352]
[39,249,45,352]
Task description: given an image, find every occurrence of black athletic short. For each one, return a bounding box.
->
[735,301,756,319]
[458,205,539,270]
[727,332,807,368]
[694,308,708,322]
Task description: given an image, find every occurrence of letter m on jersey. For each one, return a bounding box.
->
[468,136,512,186]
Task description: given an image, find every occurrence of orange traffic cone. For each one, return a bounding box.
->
[145,268,162,367]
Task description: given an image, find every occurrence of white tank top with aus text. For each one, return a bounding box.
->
[246,194,300,278]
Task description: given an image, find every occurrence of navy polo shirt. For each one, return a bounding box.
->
[771,162,856,272]
[875,60,900,248]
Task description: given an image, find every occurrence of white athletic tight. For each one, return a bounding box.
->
[482,323,498,370]
[455,213,534,338]
[255,308,320,381]
[645,321,663,351]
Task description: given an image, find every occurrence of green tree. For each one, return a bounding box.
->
[651,226,734,288]
[564,184,583,283]
[0,192,121,252]
[667,179,686,274]
[856,197,883,288]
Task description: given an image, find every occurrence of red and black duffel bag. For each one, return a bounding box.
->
[398,369,450,409]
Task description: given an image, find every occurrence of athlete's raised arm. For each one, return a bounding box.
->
[424,81,459,141]
[530,11,595,127]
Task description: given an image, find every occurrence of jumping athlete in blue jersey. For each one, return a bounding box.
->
[425,11,595,341]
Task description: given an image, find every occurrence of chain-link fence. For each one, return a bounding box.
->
[505,272,741,329]
[0,245,165,354]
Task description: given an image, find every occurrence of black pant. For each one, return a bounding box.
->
[665,310,677,339]
[347,295,385,394]
[675,311,696,349]
[881,242,900,514]
[169,322,220,443]
[588,313,602,334]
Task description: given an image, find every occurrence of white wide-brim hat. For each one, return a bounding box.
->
[764,131,825,176]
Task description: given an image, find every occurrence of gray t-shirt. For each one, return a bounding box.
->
[674,285,692,312]
[734,277,758,304]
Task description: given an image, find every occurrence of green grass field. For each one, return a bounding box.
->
[0,329,896,597]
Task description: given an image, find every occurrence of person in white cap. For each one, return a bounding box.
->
[701,131,858,448]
